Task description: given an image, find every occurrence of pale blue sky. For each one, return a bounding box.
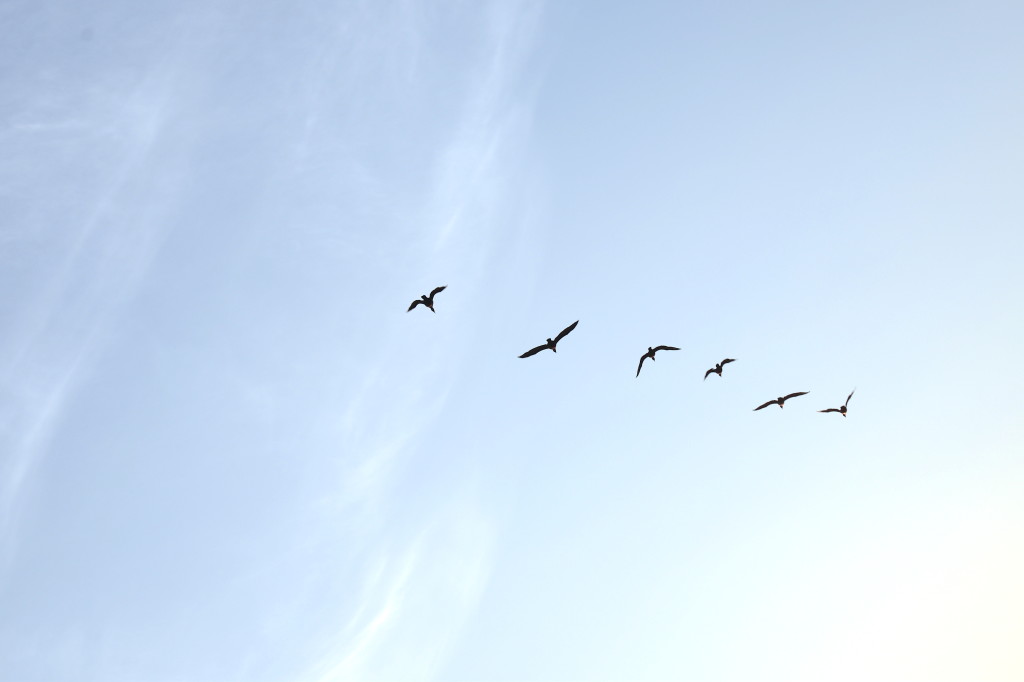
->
[2,1,1023,680]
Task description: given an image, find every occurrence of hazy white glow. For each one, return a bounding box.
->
[1,1,1023,680]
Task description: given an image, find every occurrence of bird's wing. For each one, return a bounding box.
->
[554,320,579,343]
[637,355,648,377]
[653,345,679,352]
[818,408,841,413]
[721,358,736,365]
[519,343,547,358]
[783,391,809,401]
[429,285,447,298]
[754,399,778,411]
[845,389,855,407]
[407,299,422,312]
[704,368,714,380]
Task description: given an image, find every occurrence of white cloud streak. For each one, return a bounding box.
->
[310,2,542,679]
[0,15,203,573]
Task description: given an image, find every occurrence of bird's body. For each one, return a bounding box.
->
[703,358,736,380]
[519,321,579,358]
[407,286,447,313]
[636,345,680,377]
[754,391,809,411]
[819,389,855,417]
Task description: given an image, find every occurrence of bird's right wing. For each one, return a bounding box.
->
[554,320,579,343]
[407,299,422,312]
[519,344,547,358]
[754,399,777,411]
[704,368,714,380]
[845,389,855,407]
[818,408,841,413]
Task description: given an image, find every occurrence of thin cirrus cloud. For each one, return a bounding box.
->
[0,39,186,570]
[310,4,543,680]
[0,1,542,679]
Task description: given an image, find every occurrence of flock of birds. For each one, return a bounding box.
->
[408,285,856,417]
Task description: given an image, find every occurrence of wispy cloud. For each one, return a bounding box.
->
[1,2,541,677]
[309,2,542,679]
[315,501,496,682]
[0,22,195,571]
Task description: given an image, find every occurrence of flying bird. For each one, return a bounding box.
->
[704,358,736,380]
[636,345,680,377]
[519,321,579,358]
[407,286,446,313]
[819,389,855,417]
[754,391,809,411]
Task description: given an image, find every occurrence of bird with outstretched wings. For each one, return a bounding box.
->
[519,321,579,358]
[636,345,680,377]
[754,391,809,411]
[819,389,855,417]
[407,285,447,313]
[703,358,736,380]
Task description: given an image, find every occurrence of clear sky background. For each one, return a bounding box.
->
[2,1,1023,680]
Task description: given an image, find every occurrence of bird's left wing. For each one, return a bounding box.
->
[653,345,679,352]
[637,355,648,377]
[783,391,809,401]
[845,389,855,407]
[429,285,447,298]
[519,343,547,359]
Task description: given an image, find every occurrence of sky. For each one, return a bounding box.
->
[2,0,1023,680]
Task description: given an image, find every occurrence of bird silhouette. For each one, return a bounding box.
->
[754,391,809,411]
[519,321,579,358]
[407,286,447,313]
[636,345,680,377]
[703,358,736,380]
[819,389,855,417]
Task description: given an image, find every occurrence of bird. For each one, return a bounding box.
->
[636,345,680,377]
[407,286,446,313]
[819,389,855,417]
[703,358,736,380]
[519,321,579,358]
[754,391,809,411]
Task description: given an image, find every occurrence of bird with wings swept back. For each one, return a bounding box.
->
[703,358,736,380]
[636,345,680,377]
[519,321,579,358]
[754,391,809,411]
[819,389,855,417]
[407,286,447,313]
